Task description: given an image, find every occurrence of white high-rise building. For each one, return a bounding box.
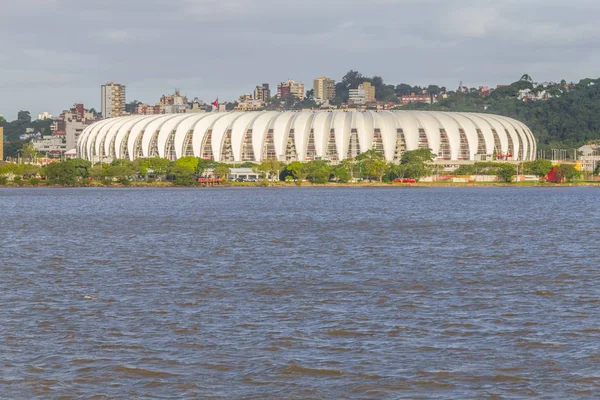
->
[101,82,126,118]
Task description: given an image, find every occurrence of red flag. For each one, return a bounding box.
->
[211,98,219,108]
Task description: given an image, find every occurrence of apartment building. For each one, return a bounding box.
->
[313,76,336,102]
[277,80,305,100]
[254,84,271,101]
[349,82,376,105]
[101,82,126,118]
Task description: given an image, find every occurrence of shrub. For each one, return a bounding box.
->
[0,177,7,185]
[13,176,22,184]
[101,179,112,186]
[29,178,40,186]
[174,175,196,186]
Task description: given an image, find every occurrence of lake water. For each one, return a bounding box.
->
[1,187,600,399]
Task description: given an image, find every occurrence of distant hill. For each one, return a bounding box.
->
[404,77,600,154]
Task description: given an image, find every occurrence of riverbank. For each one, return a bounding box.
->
[2,180,600,188]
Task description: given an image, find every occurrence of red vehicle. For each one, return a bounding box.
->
[393,178,416,183]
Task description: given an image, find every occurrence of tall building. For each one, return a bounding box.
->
[101,82,126,118]
[313,76,336,102]
[254,84,271,101]
[277,80,305,100]
[349,82,376,105]
[361,82,376,102]
[0,126,3,161]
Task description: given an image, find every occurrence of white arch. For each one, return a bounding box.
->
[249,112,279,162]
[211,113,244,162]
[230,112,264,162]
[191,113,223,158]
[311,112,334,158]
[156,114,194,159]
[114,115,155,159]
[127,115,164,161]
[173,113,211,159]
[375,111,401,161]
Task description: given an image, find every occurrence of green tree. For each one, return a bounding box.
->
[257,159,283,181]
[399,149,435,181]
[172,156,199,175]
[105,164,136,181]
[340,158,358,180]
[168,164,196,186]
[17,110,32,124]
[21,142,37,162]
[17,164,40,178]
[214,164,231,180]
[523,159,553,180]
[68,158,92,178]
[306,160,332,184]
[497,164,517,182]
[555,164,582,182]
[90,164,107,180]
[286,161,308,184]
[46,161,77,185]
[333,165,351,183]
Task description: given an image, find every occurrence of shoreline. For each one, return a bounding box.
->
[1,181,600,189]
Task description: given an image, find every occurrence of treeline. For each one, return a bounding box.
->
[405,77,600,154]
[1,150,585,187]
[0,149,437,186]
[1,111,54,158]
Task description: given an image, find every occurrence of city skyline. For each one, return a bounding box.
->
[2,0,600,119]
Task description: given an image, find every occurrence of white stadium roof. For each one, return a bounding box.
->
[77,111,536,163]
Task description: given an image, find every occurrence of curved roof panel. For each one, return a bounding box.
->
[78,111,536,163]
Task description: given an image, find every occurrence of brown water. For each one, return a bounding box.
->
[1,187,599,399]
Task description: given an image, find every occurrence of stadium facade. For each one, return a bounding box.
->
[77,111,536,163]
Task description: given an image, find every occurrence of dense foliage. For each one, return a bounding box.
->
[405,77,600,154]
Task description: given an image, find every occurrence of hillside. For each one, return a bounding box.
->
[404,77,600,155]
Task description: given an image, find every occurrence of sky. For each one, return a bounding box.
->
[1,0,600,120]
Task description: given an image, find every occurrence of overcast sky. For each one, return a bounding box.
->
[1,0,599,120]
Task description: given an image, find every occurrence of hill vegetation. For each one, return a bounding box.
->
[401,76,600,156]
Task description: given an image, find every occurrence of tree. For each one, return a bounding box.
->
[333,165,351,183]
[214,164,231,180]
[21,142,37,162]
[168,164,196,186]
[399,149,435,181]
[257,159,283,181]
[125,100,142,114]
[340,158,358,180]
[286,161,308,185]
[172,156,199,175]
[105,164,136,181]
[555,164,581,182]
[306,160,332,184]
[46,161,77,185]
[90,164,107,180]
[395,83,413,96]
[17,110,32,124]
[400,149,435,165]
[136,157,171,178]
[18,164,41,178]
[523,159,553,180]
[427,85,442,95]
[497,164,517,182]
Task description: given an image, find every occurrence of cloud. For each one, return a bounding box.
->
[0,0,599,119]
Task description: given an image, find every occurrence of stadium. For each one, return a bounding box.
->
[77,111,536,163]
